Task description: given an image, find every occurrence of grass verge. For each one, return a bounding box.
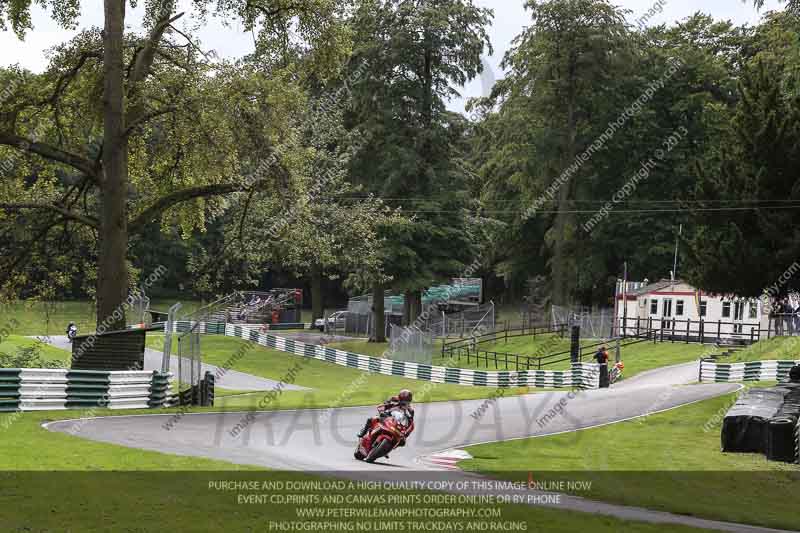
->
[0,299,205,336]
[0,335,73,365]
[0,410,709,532]
[0,409,706,532]
[143,335,532,409]
[724,336,800,363]
[4,467,710,532]
[460,391,800,530]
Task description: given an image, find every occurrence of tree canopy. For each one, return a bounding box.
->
[2,0,800,321]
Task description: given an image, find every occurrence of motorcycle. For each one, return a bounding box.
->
[610,361,625,384]
[67,325,78,342]
[354,408,415,463]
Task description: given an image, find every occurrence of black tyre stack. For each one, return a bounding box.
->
[722,366,800,463]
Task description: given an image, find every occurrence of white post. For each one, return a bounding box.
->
[622,262,628,338]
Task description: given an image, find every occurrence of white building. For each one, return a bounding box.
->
[613,279,784,343]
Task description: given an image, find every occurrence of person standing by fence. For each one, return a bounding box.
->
[782,299,793,336]
[794,302,800,336]
[772,300,784,336]
[594,345,610,388]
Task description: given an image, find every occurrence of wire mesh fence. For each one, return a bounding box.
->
[127,292,150,327]
[325,304,495,340]
[164,297,235,406]
[176,324,201,404]
[324,310,400,338]
[551,305,615,340]
[388,324,434,364]
[424,301,496,338]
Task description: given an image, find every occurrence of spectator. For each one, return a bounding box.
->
[594,345,610,388]
[769,301,777,335]
[773,300,784,336]
[794,302,800,335]
[783,299,793,336]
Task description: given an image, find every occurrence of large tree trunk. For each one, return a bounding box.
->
[403,289,412,326]
[550,83,578,307]
[550,191,571,306]
[310,267,323,320]
[370,282,385,343]
[97,0,130,331]
[406,289,422,324]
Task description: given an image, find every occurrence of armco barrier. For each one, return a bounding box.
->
[0,369,172,412]
[0,369,21,411]
[215,323,599,389]
[699,360,800,383]
[149,372,173,408]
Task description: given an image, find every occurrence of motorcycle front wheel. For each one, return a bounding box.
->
[354,446,365,461]
[365,438,393,463]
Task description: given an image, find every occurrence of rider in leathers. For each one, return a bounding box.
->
[357,389,414,446]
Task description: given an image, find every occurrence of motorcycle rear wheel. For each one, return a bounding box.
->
[365,439,393,463]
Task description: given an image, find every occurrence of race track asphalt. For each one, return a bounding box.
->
[45,364,735,471]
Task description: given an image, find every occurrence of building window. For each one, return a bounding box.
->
[722,301,731,318]
[749,302,758,319]
[676,300,684,316]
[700,300,707,317]
[650,299,658,315]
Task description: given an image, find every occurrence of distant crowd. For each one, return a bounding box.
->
[769,298,800,336]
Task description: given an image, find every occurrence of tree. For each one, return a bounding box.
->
[272,81,401,321]
[184,73,406,319]
[0,0,349,329]
[480,0,632,305]
[575,15,749,301]
[752,0,800,15]
[684,16,800,297]
[471,7,756,306]
[347,0,492,335]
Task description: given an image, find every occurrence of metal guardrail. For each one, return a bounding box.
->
[442,328,661,371]
[441,323,569,355]
[0,369,172,411]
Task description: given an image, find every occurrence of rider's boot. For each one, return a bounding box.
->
[357,418,372,438]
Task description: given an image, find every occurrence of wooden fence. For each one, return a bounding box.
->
[617,317,775,345]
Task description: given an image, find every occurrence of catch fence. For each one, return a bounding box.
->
[388,324,434,364]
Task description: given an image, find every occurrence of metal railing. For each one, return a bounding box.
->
[441,322,568,356]
[441,327,660,371]
[615,316,783,345]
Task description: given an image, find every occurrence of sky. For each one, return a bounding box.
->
[0,0,787,112]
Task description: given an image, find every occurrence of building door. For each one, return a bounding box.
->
[662,299,673,331]
[733,301,745,334]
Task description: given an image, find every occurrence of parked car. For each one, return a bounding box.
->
[314,311,347,331]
